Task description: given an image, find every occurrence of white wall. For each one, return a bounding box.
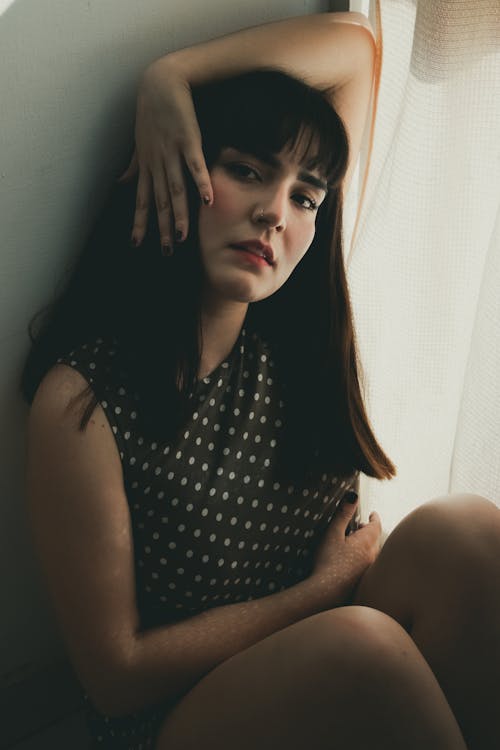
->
[1,0,352,740]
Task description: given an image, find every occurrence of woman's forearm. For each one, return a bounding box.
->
[148,11,376,93]
[108,573,349,718]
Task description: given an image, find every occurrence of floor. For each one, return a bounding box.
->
[9,711,91,750]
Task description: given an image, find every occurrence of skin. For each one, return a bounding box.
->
[195,141,327,379]
[155,495,500,750]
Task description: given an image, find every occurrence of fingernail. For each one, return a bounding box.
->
[175,229,183,242]
[203,195,210,205]
[162,244,173,257]
[343,490,358,504]
[130,236,140,248]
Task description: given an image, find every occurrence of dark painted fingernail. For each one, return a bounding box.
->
[203,195,210,205]
[175,229,183,242]
[343,490,358,504]
[162,244,173,257]
[130,236,141,248]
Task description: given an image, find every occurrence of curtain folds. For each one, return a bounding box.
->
[344,0,500,534]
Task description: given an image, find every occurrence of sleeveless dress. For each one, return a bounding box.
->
[55,315,359,749]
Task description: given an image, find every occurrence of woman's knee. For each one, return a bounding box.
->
[303,605,421,679]
[403,492,500,562]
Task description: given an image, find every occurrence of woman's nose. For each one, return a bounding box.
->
[252,190,287,231]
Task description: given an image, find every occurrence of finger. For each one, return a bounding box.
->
[152,167,174,250]
[164,152,189,243]
[117,150,139,184]
[184,146,213,206]
[131,168,152,246]
[335,493,359,532]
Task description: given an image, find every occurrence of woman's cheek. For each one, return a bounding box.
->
[208,176,241,219]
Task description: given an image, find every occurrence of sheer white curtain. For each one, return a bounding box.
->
[343,0,500,535]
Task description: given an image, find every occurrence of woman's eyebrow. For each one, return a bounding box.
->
[260,153,328,193]
[228,148,327,193]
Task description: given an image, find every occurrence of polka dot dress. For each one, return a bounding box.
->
[56,319,359,749]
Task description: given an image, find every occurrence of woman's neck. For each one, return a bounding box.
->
[197,304,249,380]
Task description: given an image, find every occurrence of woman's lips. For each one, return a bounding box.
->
[229,245,271,267]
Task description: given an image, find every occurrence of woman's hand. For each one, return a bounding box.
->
[117,60,214,252]
[310,493,382,604]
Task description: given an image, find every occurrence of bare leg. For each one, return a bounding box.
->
[155,605,466,749]
[352,493,500,750]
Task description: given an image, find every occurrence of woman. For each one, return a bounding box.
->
[21,12,499,750]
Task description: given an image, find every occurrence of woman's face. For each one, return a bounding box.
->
[197,143,328,306]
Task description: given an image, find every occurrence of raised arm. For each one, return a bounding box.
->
[121,12,376,251]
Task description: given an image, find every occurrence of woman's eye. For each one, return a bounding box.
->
[227,163,260,180]
[295,195,318,211]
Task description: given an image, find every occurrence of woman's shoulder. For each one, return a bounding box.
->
[55,335,119,373]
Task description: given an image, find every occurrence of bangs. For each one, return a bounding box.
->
[193,69,348,190]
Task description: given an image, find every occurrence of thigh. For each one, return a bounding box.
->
[153,605,453,750]
[350,492,500,631]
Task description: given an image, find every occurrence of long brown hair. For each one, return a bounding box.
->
[20,68,396,486]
